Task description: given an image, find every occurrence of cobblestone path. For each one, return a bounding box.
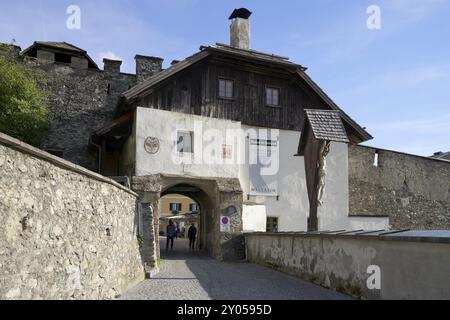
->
[122,238,351,300]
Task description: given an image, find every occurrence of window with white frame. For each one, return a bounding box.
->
[177,131,193,153]
[170,203,182,211]
[189,203,198,212]
[219,79,234,99]
[266,87,280,107]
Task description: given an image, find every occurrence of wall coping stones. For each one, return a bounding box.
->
[0,132,138,197]
[357,144,450,164]
[244,230,450,244]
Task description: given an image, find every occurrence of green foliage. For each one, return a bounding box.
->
[137,234,145,247]
[0,44,49,146]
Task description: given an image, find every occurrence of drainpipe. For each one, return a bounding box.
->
[90,140,102,174]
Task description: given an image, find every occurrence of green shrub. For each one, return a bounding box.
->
[0,44,49,146]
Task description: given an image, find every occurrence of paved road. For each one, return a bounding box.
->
[122,237,350,300]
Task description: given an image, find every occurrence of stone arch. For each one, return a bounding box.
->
[132,174,244,275]
[161,183,216,255]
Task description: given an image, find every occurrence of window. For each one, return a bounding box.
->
[189,203,198,212]
[219,79,234,99]
[54,52,71,64]
[266,217,279,232]
[177,131,193,153]
[373,151,379,167]
[266,87,280,107]
[170,203,182,211]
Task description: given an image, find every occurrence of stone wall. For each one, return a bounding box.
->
[0,133,144,300]
[24,56,136,171]
[348,145,450,230]
[245,232,450,299]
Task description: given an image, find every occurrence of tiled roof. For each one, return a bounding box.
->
[305,109,349,143]
[205,43,305,69]
[21,41,99,70]
[430,151,450,161]
[35,41,87,53]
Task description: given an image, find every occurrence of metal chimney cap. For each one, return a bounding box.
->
[229,8,252,20]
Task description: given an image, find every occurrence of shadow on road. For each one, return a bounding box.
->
[156,236,351,300]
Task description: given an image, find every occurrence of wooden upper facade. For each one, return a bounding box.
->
[116,44,372,143]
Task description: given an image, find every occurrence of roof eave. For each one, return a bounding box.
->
[294,69,373,143]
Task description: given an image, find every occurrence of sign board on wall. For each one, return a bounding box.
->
[249,138,279,196]
[220,216,231,233]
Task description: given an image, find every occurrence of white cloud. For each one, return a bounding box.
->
[99,51,122,61]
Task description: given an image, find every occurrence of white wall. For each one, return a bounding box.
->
[317,142,350,231]
[135,107,241,178]
[239,126,309,232]
[348,216,390,230]
[134,108,388,233]
[242,204,267,232]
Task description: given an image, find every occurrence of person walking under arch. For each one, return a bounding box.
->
[166,220,176,250]
[188,223,197,250]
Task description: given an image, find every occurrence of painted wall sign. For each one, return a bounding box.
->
[144,137,160,154]
[249,138,279,196]
[220,215,231,233]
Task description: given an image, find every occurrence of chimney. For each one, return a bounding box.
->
[229,8,252,50]
[135,55,163,82]
[103,58,122,74]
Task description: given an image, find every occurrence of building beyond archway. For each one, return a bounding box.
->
[131,174,244,275]
[159,193,200,248]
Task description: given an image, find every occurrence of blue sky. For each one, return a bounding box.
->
[1,0,449,156]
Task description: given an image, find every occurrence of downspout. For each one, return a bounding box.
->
[90,140,102,174]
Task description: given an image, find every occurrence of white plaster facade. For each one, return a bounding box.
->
[133,107,388,232]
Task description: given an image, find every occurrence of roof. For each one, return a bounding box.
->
[206,43,304,68]
[304,109,349,143]
[296,109,350,156]
[430,151,450,161]
[119,43,372,142]
[21,41,99,70]
[122,50,209,101]
[92,112,134,138]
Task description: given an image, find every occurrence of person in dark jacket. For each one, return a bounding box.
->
[166,220,177,250]
[188,223,197,250]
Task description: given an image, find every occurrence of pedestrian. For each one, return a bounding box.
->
[166,220,176,250]
[188,223,197,250]
[175,223,180,239]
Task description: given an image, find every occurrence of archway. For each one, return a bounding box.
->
[159,192,200,252]
[161,183,215,256]
[132,174,244,276]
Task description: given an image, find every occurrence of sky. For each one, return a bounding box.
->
[1,0,449,156]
